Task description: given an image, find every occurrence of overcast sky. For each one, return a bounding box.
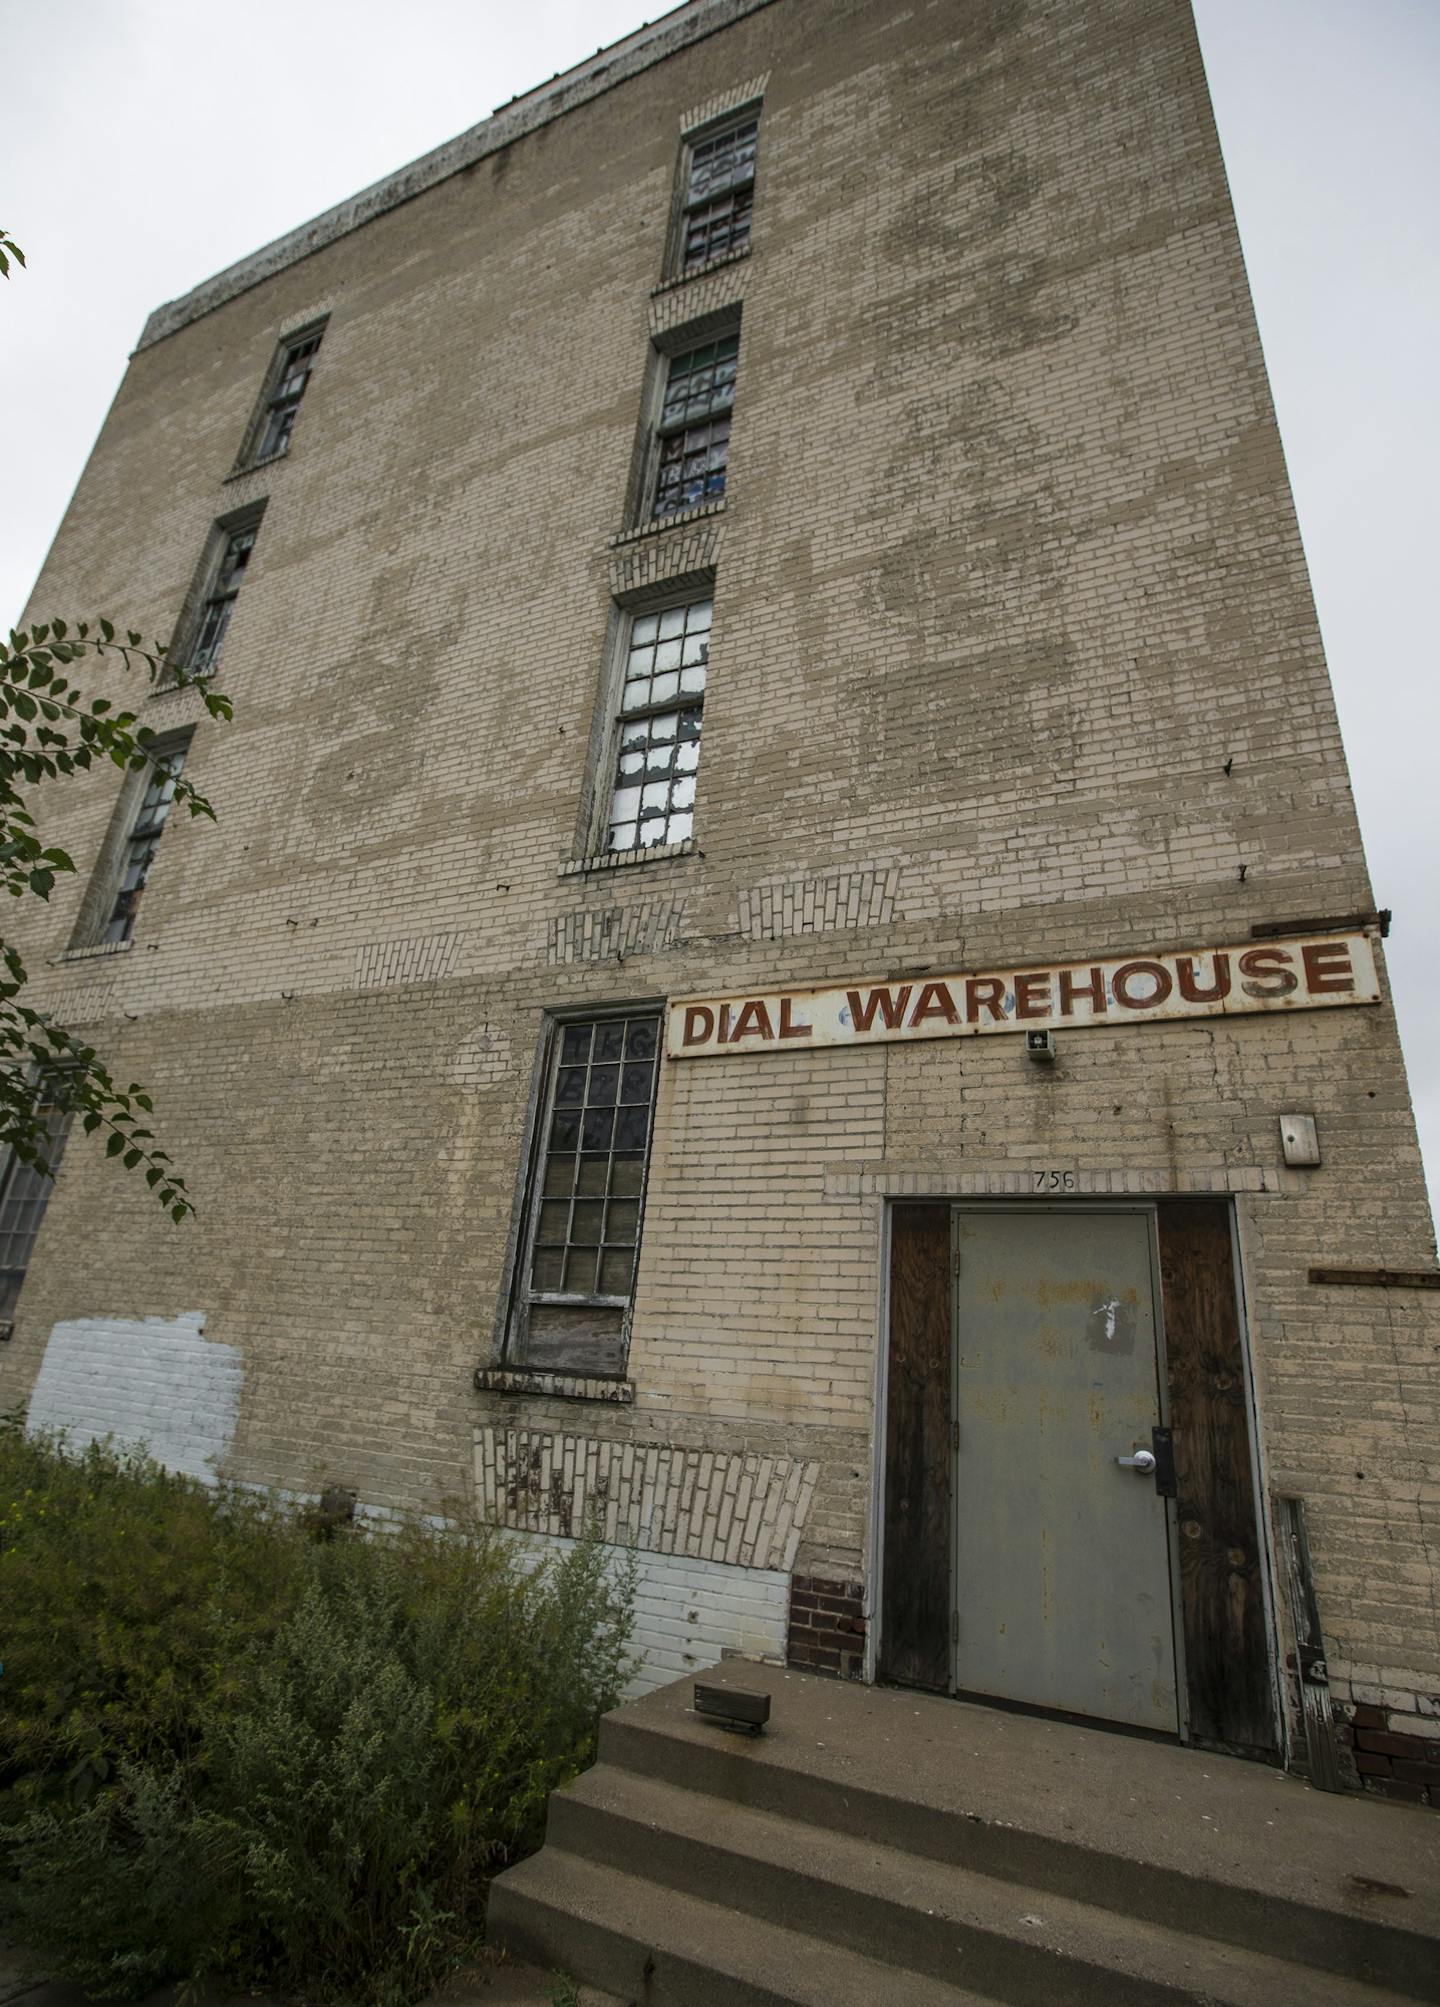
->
[2,0,1435,1228]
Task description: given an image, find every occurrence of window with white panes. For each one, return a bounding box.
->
[678,114,758,273]
[652,334,738,519]
[606,598,710,853]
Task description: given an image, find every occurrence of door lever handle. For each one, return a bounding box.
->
[1116,1449,1156,1472]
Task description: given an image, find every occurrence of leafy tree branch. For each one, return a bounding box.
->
[0,622,234,1221]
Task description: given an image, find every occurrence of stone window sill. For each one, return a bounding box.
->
[56,939,134,965]
[610,498,726,549]
[559,837,695,879]
[474,1367,635,1405]
[651,244,751,298]
[225,447,288,483]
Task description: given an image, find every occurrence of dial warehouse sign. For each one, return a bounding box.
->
[665,933,1381,1060]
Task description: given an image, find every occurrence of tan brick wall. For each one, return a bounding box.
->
[3,0,1435,1735]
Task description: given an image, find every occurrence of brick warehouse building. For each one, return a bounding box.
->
[3,0,1437,1795]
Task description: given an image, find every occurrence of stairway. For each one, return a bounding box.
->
[487,1663,1440,2006]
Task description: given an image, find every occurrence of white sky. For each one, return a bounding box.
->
[1,0,1435,1230]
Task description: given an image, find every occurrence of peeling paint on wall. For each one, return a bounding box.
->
[26,1311,242,1484]
[508,1529,789,1695]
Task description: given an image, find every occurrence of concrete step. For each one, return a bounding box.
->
[546,1762,1417,2007]
[487,1846,993,2007]
[596,1668,1440,1998]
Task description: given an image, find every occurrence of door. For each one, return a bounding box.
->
[952,1206,1180,1734]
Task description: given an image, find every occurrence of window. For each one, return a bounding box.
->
[249,324,324,464]
[102,736,190,945]
[509,1010,662,1374]
[605,597,710,852]
[188,521,258,676]
[652,333,738,519]
[678,114,758,273]
[0,1090,72,1328]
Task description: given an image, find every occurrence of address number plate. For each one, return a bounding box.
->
[1033,1169,1078,1192]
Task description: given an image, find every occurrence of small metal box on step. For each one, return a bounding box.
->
[693,1682,770,1734]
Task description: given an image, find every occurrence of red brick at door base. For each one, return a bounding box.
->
[667,934,1381,1059]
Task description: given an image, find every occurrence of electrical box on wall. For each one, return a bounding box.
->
[1280,1113,1321,1167]
[1026,1028,1056,1063]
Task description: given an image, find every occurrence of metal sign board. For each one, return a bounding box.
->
[665,933,1380,1060]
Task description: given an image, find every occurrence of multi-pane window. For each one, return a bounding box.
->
[189,524,257,675]
[0,1094,71,1327]
[652,334,738,519]
[680,116,758,272]
[512,1012,661,1373]
[103,739,189,945]
[606,599,710,852]
[252,326,323,463]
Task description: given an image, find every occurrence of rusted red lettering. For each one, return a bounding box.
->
[682,1005,716,1046]
[730,999,775,1042]
[1112,960,1174,1010]
[846,984,912,1032]
[1238,947,1298,999]
[909,981,959,1028]
[779,996,812,1039]
[965,976,1008,1023]
[1176,953,1231,1004]
[718,1002,733,1044]
[1057,965,1107,1016]
[1014,971,1053,1019]
[1302,940,1355,995]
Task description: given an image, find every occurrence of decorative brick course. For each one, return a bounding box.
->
[475,1425,817,1570]
[546,898,688,965]
[355,930,463,989]
[736,864,901,941]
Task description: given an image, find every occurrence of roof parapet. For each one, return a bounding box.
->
[135,0,773,353]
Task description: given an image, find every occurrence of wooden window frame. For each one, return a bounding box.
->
[497,1002,664,1378]
[666,105,761,279]
[235,319,327,471]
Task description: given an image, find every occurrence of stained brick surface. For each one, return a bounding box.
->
[1,0,1435,1740]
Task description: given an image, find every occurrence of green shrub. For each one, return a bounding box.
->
[0,1428,636,2001]
[0,1424,303,1810]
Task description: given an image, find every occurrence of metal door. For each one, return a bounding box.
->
[951,1206,1180,1733]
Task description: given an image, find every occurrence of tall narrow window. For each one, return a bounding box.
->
[250,324,324,464]
[652,334,738,519]
[103,738,190,945]
[0,1091,72,1328]
[678,114,758,273]
[509,1011,662,1375]
[606,598,710,852]
[189,523,257,676]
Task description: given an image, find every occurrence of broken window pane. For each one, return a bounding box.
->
[653,337,738,519]
[685,116,758,212]
[189,525,258,677]
[606,598,710,856]
[253,326,323,463]
[102,738,191,945]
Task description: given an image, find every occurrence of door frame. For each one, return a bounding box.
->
[871,1195,1275,1743]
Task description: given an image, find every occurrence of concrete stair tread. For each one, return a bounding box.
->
[491,1845,993,2007]
[601,1666,1440,1943]
[551,1762,1419,2007]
